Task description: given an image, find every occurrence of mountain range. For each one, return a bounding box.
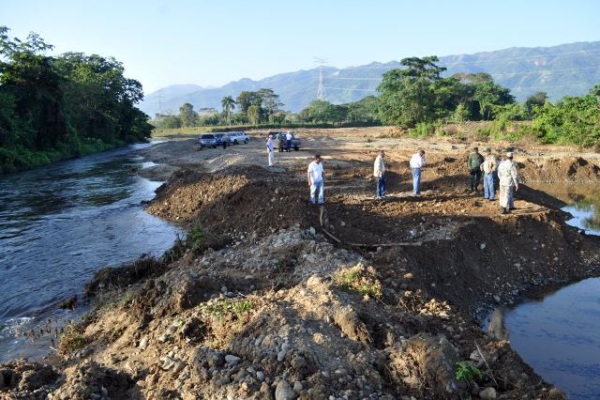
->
[139,41,600,117]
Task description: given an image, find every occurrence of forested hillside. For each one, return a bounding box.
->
[141,41,600,116]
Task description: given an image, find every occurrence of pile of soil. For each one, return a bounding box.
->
[2,127,600,399]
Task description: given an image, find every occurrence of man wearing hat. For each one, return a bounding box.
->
[467,147,484,192]
[480,147,497,201]
[497,151,519,214]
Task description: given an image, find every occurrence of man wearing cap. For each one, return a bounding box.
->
[480,147,497,201]
[467,147,484,192]
[497,152,519,214]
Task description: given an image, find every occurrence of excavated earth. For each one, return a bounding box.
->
[2,127,600,400]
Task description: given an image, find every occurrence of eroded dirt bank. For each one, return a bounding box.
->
[2,128,600,399]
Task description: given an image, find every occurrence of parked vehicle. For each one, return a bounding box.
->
[198,133,217,148]
[214,133,232,147]
[271,131,301,151]
[229,131,250,144]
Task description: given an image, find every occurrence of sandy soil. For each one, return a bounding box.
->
[2,127,600,399]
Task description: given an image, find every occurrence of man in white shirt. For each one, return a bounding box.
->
[497,152,519,214]
[307,154,324,204]
[373,150,386,199]
[266,135,274,167]
[409,150,425,196]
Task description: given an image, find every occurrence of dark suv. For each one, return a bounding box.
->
[214,133,232,147]
[271,131,301,152]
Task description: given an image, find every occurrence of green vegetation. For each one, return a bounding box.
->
[455,361,484,382]
[152,55,598,149]
[199,297,257,348]
[532,85,600,148]
[0,26,152,174]
[187,220,206,255]
[335,265,383,299]
[201,298,254,319]
[57,323,90,356]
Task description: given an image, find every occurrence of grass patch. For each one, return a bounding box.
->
[334,264,382,299]
[57,323,90,356]
[198,296,259,348]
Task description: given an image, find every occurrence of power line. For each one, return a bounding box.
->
[323,86,377,92]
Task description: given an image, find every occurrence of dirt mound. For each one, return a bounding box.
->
[520,156,600,183]
[2,130,600,399]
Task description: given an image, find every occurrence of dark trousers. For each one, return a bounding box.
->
[470,170,482,191]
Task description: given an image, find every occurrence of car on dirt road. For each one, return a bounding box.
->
[228,131,250,144]
[198,133,217,148]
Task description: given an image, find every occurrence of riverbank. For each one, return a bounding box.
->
[2,127,600,399]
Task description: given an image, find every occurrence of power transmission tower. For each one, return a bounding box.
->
[314,58,327,101]
[158,89,163,115]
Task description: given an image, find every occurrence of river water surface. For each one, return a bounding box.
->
[0,143,182,362]
[496,193,600,400]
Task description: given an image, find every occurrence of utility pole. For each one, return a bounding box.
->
[314,57,327,101]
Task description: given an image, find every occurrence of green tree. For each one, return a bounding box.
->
[525,91,549,117]
[247,105,260,126]
[54,52,148,143]
[346,96,380,123]
[451,73,515,121]
[221,96,236,125]
[257,88,283,123]
[0,26,151,173]
[532,86,600,147]
[178,103,197,127]
[152,114,181,129]
[0,27,68,150]
[236,91,261,113]
[377,56,446,127]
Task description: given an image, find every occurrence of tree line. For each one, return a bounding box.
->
[0,27,152,174]
[154,55,599,148]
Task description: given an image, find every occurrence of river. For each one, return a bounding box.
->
[0,143,182,363]
[489,191,600,400]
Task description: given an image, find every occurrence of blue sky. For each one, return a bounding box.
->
[3,0,599,94]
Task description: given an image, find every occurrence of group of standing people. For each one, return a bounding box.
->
[372,149,426,198]
[304,149,426,205]
[467,146,520,214]
[372,146,518,215]
[268,132,518,214]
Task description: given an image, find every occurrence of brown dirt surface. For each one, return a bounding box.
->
[2,126,600,400]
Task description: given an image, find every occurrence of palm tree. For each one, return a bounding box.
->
[221,96,236,125]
